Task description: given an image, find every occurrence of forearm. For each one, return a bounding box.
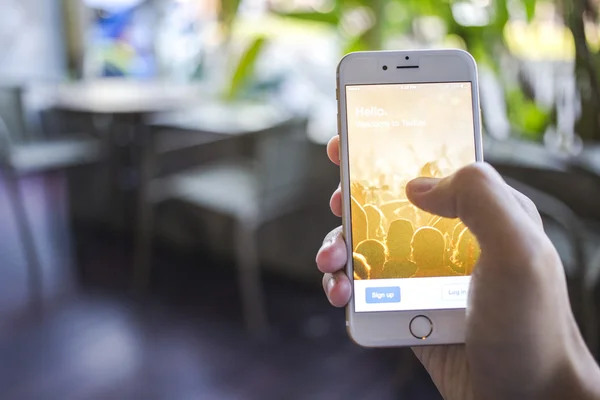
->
[565,353,600,400]
[542,337,600,400]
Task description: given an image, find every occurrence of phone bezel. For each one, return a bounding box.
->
[337,49,483,347]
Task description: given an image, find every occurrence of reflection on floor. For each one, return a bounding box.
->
[0,173,442,400]
[0,172,73,321]
[0,292,441,399]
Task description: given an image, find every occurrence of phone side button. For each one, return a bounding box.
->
[409,315,433,340]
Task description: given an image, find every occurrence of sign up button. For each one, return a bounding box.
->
[366,287,401,304]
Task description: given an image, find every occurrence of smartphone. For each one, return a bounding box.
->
[336,49,483,347]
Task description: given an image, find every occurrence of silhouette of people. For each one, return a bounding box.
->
[382,258,418,278]
[452,221,466,247]
[351,181,368,207]
[380,200,417,228]
[412,227,458,277]
[351,196,368,246]
[381,219,417,279]
[364,204,385,241]
[385,219,414,261]
[379,200,410,217]
[420,161,442,178]
[427,216,463,265]
[451,228,480,275]
[353,253,371,280]
[433,216,460,238]
[355,239,387,279]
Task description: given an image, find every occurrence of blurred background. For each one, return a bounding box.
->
[1,0,600,398]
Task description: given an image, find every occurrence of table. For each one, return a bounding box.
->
[151,102,291,135]
[51,80,201,115]
[50,80,201,292]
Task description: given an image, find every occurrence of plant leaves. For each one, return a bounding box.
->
[220,0,242,28]
[343,33,368,54]
[226,36,268,101]
[492,0,510,31]
[273,11,339,25]
[522,0,536,22]
[506,88,550,140]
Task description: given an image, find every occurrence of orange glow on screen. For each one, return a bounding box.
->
[346,83,480,281]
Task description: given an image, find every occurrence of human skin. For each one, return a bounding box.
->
[316,135,600,400]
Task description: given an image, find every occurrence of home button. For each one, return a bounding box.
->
[409,315,433,340]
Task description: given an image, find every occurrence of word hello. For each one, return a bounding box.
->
[355,106,387,117]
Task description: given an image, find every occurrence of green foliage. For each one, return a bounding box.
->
[220,0,242,33]
[222,0,557,139]
[274,0,379,51]
[274,0,549,139]
[225,36,268,101]
[566,0,600,141]
[217,0,267,101]
[275,10,340,25]
[523,0,537,22]
[343,31,370,54]
[506,88,551,140]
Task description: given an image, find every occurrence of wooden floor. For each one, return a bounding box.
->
[0,173,442,400]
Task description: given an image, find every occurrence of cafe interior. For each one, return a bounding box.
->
[2,0,600,398]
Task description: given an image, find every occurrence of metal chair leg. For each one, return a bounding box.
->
[234,221,269,338]
[133,191,154,295]
[3,170,43,314]
[132,118,155,294]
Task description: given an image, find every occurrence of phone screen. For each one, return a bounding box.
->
[346,82,480,313]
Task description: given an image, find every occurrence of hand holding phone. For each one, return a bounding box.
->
[317,146,600,399]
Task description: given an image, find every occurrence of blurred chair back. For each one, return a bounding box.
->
[254,117,310,222]
[0,86,29,144]
[0,115,11,156]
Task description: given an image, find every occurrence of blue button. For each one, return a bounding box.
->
[365,287,401,304]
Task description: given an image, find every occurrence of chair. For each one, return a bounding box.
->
[501,176,592,353]
[566,147,600,358]
[0,86,102,312]
[586,243,600,358]
[487,135,600,354]
[145,117,310,337]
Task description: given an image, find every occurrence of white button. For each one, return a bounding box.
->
[409,315,433,340]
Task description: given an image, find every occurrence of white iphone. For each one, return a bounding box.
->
[336,49,483,347]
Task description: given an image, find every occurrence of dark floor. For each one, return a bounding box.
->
[0,173,442,400]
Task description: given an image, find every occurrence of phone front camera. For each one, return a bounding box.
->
[405,56,410,60]
[383,65,388,71]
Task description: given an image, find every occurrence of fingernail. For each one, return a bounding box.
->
[320,239,333,254]
[327,275,336,293]
[321,230,340,250]
[407,177,439,194]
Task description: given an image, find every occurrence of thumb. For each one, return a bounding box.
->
[405,163,545,262]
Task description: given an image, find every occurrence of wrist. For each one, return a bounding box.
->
[567,349,600,400]
[541,333,600,400]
